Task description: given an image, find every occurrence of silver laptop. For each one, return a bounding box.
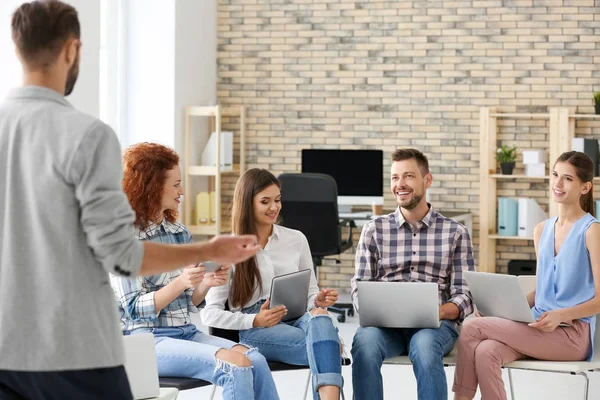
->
[357,281,440,328]
[123,333,160,400]
[464,271,536,323]
[269,269,311,321]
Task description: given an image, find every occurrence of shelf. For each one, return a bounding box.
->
[189,222,231,236]
[490,174,549,180]
[489,113,550,119]
[188,165,241,176]
[569,114,600,119]
[187,106,218,117]
[489,234,533,241]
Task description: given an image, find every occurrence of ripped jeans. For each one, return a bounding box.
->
[126,324,279,400]
[240,300,343,400]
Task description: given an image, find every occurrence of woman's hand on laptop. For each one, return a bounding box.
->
[253,299,287,328]
[314,288,339,308]
[528,309,565,332]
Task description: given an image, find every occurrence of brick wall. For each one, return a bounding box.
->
[216,0,600,292]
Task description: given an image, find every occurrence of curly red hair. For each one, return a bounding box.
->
[122,142,180,228]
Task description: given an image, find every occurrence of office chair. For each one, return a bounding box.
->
[277,173,355,321]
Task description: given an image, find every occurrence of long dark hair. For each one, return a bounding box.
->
[230,168,280,308]
[555,151,595,216]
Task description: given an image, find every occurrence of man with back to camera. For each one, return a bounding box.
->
[0,1,260,399]
[350,148,476,400]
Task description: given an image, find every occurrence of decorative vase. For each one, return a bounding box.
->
[595,104,600,115]
[500,162,515,175]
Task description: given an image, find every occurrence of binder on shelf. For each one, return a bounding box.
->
[518,198,547,238]
[201,131,233,170]
[196,192,210,224]
[571,138,599,177]
[498,198,518,237]
[596,200,600,220]
[209,191,216,223]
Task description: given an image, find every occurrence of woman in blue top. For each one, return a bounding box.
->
[110,143,279,400]
[453,151,600,400]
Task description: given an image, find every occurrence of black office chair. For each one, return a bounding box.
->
[209,325,351,400]
[277,173,355,321]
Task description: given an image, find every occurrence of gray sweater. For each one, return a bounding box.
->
[0,86,144,371]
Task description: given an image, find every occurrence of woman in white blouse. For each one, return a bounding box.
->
[202,168,344,400]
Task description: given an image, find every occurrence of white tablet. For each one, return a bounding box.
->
[269,269,311,322]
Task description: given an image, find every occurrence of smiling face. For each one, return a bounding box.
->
[551,161,591,206]
[253,183,281,227]
[390,158,432,210]
[160,165,184,215]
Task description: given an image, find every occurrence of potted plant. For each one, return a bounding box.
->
[496,145,516,175]
[594,92,600,115]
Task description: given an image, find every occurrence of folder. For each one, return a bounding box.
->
[196,192,210,224]
[518,198,547,238]
[201,131,234,171]
[572,138,599,177]
[498,198,518,237]
[209,191,217,223]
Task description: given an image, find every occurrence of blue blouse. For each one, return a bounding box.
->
[533,213,598,361]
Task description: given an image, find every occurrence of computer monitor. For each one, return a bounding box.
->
[301,149,384,213]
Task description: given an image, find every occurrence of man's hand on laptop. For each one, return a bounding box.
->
[314,288,339,308]
[253,299,287,328]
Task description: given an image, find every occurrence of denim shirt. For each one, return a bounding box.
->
[110,220,198,332]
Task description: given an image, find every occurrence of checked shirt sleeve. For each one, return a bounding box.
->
[447,226,476,322]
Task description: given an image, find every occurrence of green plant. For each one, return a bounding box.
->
[594,92,600,105]
[495,145,516,163]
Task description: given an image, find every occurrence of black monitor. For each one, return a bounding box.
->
[301,149,383,212]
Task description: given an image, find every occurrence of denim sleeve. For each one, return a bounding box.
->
[68,122,144,277]
[448,226,476,322]
[351,221,379,312]
[110,274,158,322]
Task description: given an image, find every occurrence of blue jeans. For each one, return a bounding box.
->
[127,324,279,400]
[239,300,343,400]
[351,320,458,400]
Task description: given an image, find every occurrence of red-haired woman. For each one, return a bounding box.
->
[110,143,279,400]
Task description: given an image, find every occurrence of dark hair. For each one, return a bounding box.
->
[11,0,80,68]
[391,148,430,175]
[555,151,595,216]
[230,168,280,308]
[122,143,180,228]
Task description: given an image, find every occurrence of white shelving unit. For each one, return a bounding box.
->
[479,107,600,273]
[183,105,245,236]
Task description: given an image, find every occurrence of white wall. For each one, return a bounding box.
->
[174,0,217,155]
[123,0,175,148]
[0,0,100,118]
[68,0,100,118]
[0,0,23,100]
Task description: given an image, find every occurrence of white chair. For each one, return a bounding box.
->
[122,334,179,400]
[503,275,600,400]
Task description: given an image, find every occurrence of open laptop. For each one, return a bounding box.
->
[357,281,440,328]
[464,271,536,323]
[269,269,311,322]
[123,333,160,400]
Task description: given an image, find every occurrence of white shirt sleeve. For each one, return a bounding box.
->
[299,233,320,310]
[201,274,257,330]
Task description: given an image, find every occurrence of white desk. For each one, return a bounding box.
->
[340,209,473,235]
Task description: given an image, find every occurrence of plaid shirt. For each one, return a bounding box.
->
[110,220,198,332]
[350,205,475,322]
